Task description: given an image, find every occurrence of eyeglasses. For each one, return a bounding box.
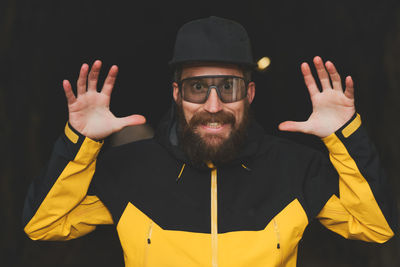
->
[178,75,248,104]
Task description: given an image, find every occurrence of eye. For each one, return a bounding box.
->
[223,83,232,90]
[194,83,203,90]
[221,81,234,91]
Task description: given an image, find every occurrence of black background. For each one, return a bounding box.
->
[1,0,399,266]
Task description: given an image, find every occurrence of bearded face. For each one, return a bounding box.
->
[172,63,255,167]
[176,99,250,167]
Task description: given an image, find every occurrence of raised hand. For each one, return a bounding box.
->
[63,60,146,140]
[279,56,356,138]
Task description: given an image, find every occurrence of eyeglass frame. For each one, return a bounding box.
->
[176,75,251,104]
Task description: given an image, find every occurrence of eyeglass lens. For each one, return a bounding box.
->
[181,76,247,103]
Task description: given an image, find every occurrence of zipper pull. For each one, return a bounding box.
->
[147,222,153,245]
[273,219,281,250]
[241,164,252,171]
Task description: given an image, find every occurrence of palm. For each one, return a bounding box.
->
[68,91,121,140]
[63,61,146,140]
[279,57,355,138]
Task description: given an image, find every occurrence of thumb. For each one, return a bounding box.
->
[117,114,146,129]
[278,121,310,134]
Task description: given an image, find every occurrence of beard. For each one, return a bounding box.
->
[176,100,251,167]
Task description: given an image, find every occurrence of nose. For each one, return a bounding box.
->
[203,88,223,113]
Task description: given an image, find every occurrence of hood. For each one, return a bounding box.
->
[154,104,266,170]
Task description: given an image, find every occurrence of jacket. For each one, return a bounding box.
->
[23,110,397,267]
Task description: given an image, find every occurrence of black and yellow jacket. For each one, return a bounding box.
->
[23,111,397,267]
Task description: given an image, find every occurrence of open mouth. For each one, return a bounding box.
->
[199,122,231,133]
[205,122,223,128]
[188,110,236,135]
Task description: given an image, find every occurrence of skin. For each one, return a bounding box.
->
[62,56,355,142]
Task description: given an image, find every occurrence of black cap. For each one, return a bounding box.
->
[169,16,256,68]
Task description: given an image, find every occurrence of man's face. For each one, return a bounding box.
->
[172,63,255,164]
[173,64,255,146]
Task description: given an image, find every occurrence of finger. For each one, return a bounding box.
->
[325,61,343,92]
[101,65,119,96]
[278,120,310,134]
[63,80,76,104]
[87,60,102,92]
[301,63,319,97]
[344,76,355,99]
[313,56,332,90]
[77,63,89,96]
[116,114,146,129]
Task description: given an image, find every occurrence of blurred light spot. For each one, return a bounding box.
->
[257,57,271,71]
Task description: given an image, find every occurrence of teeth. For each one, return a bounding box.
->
[207,122,222,128]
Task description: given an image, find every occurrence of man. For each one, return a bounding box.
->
[23,16,396,267]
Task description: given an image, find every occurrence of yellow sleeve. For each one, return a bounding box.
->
[24,123,113,241]
[317,114,395,243]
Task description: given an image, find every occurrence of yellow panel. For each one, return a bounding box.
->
[117,199,308,267]
[218,199,308,267]
[342,114,361,138]
[64,122,79,144]
[320,133,394,242]
[24,137,108,240]
[117,202,211,267]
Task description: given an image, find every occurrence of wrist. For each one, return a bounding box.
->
[321,113,361,143]
[66,122,104,144]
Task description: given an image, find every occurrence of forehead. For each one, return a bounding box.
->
[181,63,243,79]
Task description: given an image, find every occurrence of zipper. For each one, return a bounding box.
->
[208,163,218,267]
[273,219,283,266]
[144,221,153,267]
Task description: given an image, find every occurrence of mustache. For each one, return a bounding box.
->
[188,110,236,128]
